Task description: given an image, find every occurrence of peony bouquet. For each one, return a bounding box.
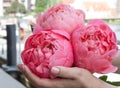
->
[21,4,118,78]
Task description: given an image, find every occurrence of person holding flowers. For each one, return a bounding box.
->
[18,4,120,88]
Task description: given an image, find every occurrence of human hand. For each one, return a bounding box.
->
[18,64,113,88]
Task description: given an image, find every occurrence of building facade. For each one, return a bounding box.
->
[70,0,118,19]
[116,0,120,16]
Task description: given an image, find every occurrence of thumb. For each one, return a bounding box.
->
[51,66,81,79]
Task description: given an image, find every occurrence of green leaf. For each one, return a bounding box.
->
[99,75,108,81]
[99,75,120,86]
[106,81,120,86]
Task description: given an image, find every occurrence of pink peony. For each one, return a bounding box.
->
[35,4,85,34]
[21,29,73,78]
[72,19,118,73]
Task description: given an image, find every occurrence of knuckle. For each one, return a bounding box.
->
[74,67,83,75]
[73,67,91,79]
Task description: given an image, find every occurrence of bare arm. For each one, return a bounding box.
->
[112,51,120,73]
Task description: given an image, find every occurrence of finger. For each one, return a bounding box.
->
[51,66,82,79]
[50,79,77,88]
[17,64,54,88]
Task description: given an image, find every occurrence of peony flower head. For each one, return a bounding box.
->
[72,19,118,73]
[21,29,73,78]
[35,4,85,34]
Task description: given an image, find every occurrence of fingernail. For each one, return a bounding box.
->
[51,67,60,75]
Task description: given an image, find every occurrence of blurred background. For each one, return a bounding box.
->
[0,0,120,88]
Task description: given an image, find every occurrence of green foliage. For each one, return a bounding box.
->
[35,0,62,13]
[35,0,49,13]
[99,75,120,86]
[107,81,120,86]
[99,75,108,81]
[5,0,26,14]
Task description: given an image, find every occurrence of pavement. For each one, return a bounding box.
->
[0,68,26,88]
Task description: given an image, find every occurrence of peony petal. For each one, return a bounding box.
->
[52,30,70,40]
[35,4,85,34]
[72,19,118,73]
[21,30,73,78]
[101,65,118,73]
[33,25,43,34]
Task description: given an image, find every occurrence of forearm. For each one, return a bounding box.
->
[112,51,120,73]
